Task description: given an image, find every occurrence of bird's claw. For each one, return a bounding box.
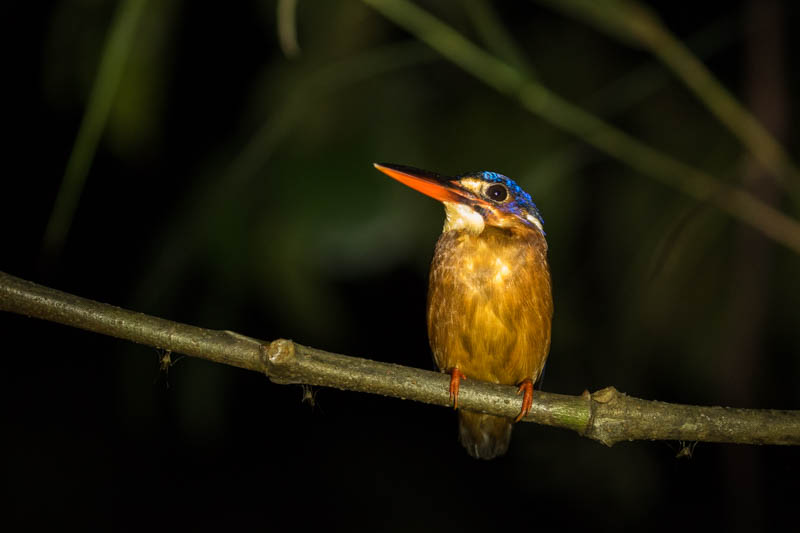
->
[448,368,467,409]
[515,378,534,422]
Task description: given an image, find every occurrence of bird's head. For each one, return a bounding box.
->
[374,163,544,235]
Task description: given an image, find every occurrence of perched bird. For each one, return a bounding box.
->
[375,163,553,460]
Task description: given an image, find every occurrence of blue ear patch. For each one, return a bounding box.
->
[463,171,544,229]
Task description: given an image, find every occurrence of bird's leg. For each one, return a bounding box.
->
[514,378,534,422]
[447,367,467,409]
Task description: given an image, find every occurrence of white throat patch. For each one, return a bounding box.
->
[443,202,485,234]
[526,213,544,232]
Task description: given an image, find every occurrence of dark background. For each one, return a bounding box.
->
[4,1,799,530]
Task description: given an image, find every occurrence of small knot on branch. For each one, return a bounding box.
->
[267,339,298,383]
[268,338,295,365]
[580,386,622,444]
[591,386,620,404]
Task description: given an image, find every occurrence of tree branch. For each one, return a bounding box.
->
[1,270,798,447]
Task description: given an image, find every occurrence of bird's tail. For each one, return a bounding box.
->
[458,411,513,460]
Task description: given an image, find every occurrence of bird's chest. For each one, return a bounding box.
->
[426,227,551,381]
[429,229,538,301]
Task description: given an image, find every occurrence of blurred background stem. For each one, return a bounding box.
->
[277,0,301,57]
[534,0,800,188]
[463,0,535,77]
[41,0,147,263]
[716,0,788,527]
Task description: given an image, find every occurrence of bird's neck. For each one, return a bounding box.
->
[442,202,485,234]
[433,224,548,289]
[441,202,545,247]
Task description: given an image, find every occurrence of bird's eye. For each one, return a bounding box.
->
[486,184,508,202]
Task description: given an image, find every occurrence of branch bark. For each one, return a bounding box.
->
[1,270,798,447]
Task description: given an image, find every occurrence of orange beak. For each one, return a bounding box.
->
[374,163,474,204]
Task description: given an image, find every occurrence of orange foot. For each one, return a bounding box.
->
[515,378,534,423]
[447,368,467,409]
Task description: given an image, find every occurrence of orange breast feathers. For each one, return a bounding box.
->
[426,224,552,386]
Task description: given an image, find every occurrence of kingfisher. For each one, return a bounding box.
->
[375,162,553,460]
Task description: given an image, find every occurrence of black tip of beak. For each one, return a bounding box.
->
[375,162,471,204]
[374,163,453,183]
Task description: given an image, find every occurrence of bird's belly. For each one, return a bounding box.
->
[427,244,551,386]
